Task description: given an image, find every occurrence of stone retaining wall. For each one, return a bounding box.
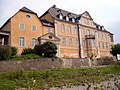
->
[0,58,90,71]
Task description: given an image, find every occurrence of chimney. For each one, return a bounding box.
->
[53,5,56,8]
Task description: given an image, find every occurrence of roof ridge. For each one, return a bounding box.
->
[20,6,36,14]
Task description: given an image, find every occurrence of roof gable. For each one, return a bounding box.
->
[39,32,60,41]
[81,11,93,20]
[20,7,36,14]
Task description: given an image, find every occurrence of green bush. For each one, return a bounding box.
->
[34,44,44,56]
[11,54,41,60]
[11,47,18,56]
[42,41,58,57]
[0,46,11,60]
[21,48,34,55]
[34,42,58,57]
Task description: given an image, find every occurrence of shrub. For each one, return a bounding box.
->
[21,48,34,55]
[11,47,18,56]
[11,54,41,60]
[34,41,58,57]
[0,45,11,60]
[42,41,58,57]
[34,44,44,56]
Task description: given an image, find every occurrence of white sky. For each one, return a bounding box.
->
[0,0,120,43]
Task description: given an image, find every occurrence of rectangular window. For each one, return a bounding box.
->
[32,38,36,47]
[102,42,104,49]
[20,23,24,30]
[32,25,36,31]
[74,26,78,34]
[82,28,85,35]
[19,37,25,46]
[98,42,100,48]
[86,19,89,25]
[6,25,9,31]
[48,27,51,33]
[106,43,108,49]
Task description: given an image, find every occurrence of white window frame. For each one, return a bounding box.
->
[69,37,72,46]
[74,26,78,34]
[19,37,25,47]
[68,25,72,33]
[82,28,85,35]
[62,37,66,45]
[19,23,25,30]
[32,38,36,47]
[48,27,51,33]
[62,24,65,32]
[76,39,79,46]
[32,25,36,32]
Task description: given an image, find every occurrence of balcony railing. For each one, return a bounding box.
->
[85,34,95,39]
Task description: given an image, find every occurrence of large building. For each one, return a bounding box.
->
[0,5,114,58]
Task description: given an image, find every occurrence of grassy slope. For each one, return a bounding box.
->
[0,65,120,90]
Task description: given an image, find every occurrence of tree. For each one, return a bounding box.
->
[111,44,120,57]
[0,46,11,60]
[34,44,44,56]
[34,41,58,57]
[42,41,58,57]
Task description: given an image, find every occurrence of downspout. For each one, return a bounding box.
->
[77,24,81,58]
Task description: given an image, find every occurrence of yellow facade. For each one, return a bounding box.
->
[0,6,114,58]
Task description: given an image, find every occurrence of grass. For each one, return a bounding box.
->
[10,54,42,60]
[0,65,120,90]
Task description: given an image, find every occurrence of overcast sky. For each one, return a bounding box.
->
[0,0,120,44]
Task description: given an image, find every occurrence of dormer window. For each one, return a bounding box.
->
[72,18,75,22]
[66,16,69,21]
[60,14,63,19]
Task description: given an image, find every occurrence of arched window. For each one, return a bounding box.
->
[83,39,86,46]
[61,24,65,32]
[68,25,72,33]
[62,37,66,45]
[76,39,79,46]
[60,14,63,19]
[32,38,36,47]
[69,37,72,45]
[74,26,78,34]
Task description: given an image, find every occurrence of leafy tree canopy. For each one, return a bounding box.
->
[111,43,120,57]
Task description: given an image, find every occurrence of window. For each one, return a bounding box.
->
[19,37,25,47]
[88,39,91,46]
[48,27,51,32]
[87,29,90,35]
[106,43,108,49]
[83,39,86,46]
[32,38,36,47]
[60,14,63,19]
[102,42,104,49]
[86,19,89,25]
[69,37,72,45]
[32,25,36,31]
[61,24,65,32]
[66,16,69,21]
[26,15,31,18]
[98,42,100,48]
[92,30,94,35]
[5,25,8,31]
[92,40,95,46]
[76,39,79,46]
[62,37,66,45]
[82,28,85,35]
[74,26,78,34]
[20,23,24,30]
[68,25,72,33]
